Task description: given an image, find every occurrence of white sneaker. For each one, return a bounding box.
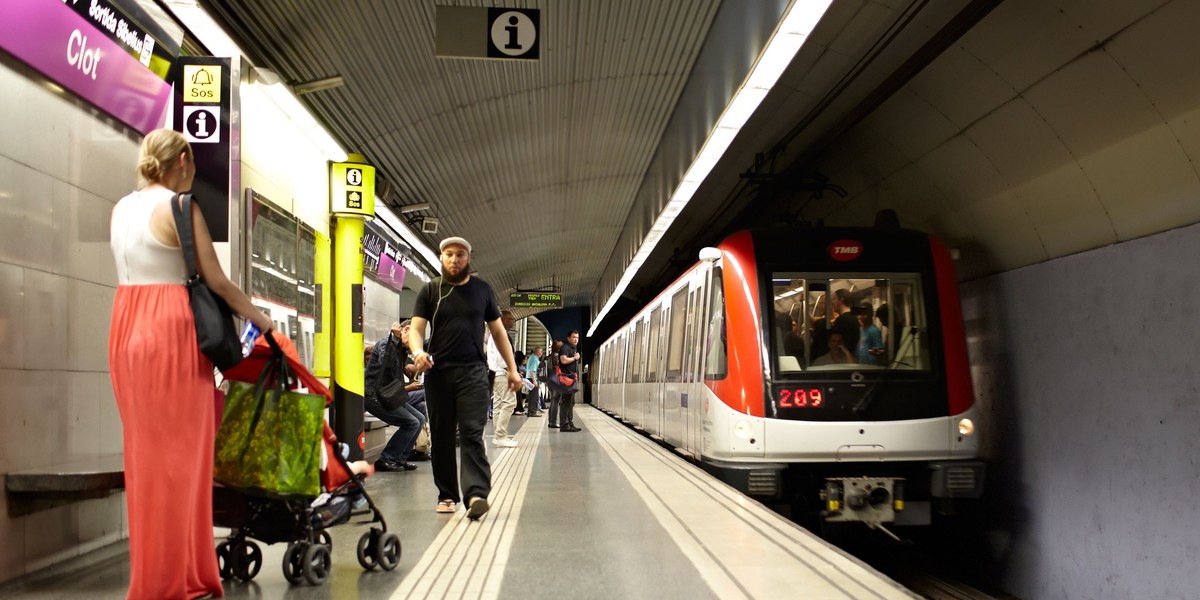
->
[493,438,518,448]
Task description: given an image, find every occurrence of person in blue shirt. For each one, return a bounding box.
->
[524,347,543,416]
[854,307,885,365]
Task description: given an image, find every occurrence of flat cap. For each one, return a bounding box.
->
[439,236,472,253]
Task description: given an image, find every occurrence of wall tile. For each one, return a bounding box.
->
[64,371,102,462]
[0,491,26,581]
[66,117,139,203]
[21,269,68,372]
[62,181,118,287]
[75,494,125,556]
[1,369,69,473]
[0,157,65,275]
[23,504,79,573]
[18,74,73,184]
[0,264,25,369]
[97,376,123,455]
[67,280,114,373]
[0,58,26,162]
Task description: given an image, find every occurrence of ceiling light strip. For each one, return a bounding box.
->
[588,0,834,337]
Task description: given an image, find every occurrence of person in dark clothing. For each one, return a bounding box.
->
[408,236,521,521]
[546,340,563,428]
[555,330,583,432]
[364,321,426,472]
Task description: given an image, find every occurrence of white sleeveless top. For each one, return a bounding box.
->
[110,187,189,285]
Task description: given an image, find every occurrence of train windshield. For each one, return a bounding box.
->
[769,273,930,374]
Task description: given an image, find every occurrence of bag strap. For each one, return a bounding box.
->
[169,193,202,285]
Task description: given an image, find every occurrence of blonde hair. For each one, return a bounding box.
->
[137,128,192,185]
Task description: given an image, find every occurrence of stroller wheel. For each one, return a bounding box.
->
[282,542,306,584]
[317,529,333,548]
[231,540,262,582]
[375,532,402,571]
[302,543,332,585]
[356,530,380,570]
[215,541,234,580]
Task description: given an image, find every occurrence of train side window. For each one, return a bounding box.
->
[666,288,688,382]
[631,320,644,384]
[647,307,662,383]
[704,268,727,379]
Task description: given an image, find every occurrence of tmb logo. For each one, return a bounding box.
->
[828,240,863,262]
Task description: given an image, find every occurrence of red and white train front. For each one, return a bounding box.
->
[594,227,984,530]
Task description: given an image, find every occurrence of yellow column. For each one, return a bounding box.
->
[329,154,375,459]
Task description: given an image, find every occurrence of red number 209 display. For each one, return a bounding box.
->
[778,388,824,408]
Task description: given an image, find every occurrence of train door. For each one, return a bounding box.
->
[662,286,690,448]
[675,275,701,456]
[628,317,646,428]
[684,264,712,457]
[645,305,664,438]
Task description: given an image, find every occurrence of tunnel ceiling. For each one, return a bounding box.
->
[200,0,1200,331]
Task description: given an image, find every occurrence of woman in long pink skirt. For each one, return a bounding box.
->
[109,129,273,600]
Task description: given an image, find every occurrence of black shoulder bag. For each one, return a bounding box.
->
[171,193,243,371]
[375,337,408,412]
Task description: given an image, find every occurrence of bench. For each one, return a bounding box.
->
[363,416,395,463]
[5,455,125,517]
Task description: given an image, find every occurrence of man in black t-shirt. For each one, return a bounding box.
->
[556,330,583,432]
[408,236,521,521]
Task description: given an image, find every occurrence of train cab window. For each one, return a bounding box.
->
[704,268,727,379]
[770,273,928,374]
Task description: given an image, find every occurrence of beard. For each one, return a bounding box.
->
[441,264,469,284]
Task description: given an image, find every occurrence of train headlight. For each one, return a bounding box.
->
[734,419,753,439]
[958,418,975,437]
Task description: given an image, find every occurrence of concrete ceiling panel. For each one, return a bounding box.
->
[1023,50,1158,161]
[955,192,1047,272]
[906,44,1017,129]
[965,98,1073,185]
[957,0,1096,91]
[1013,165,1116,257]
[1081,124,1200,241]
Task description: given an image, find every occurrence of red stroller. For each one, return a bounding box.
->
[212,333,400,586]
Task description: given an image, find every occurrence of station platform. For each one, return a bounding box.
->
[0,405,916,600]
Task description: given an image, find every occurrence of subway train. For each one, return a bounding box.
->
[593,225,984,535]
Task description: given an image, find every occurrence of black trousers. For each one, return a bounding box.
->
[425,365,491,504]
[557,391,576,426]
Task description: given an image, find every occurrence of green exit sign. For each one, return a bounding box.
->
[510,292,562,308]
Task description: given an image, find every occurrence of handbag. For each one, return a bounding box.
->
[554,365,577,389]
[170,193,243,371]
[374,337,408,411]
[214,338,325,497]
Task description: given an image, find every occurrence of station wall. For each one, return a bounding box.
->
[963,221,1200,599]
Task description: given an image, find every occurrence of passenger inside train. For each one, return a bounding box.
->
[772,275,929,373]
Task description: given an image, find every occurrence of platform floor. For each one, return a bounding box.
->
[0,405,916,599]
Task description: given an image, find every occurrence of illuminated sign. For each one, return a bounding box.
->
[331,161,376,217]
[436,6,540,60]
[777,387,824,408]
[0,0,172,134]
[828,240,863,262]
[510,292,562,308]
[183,65,221,103]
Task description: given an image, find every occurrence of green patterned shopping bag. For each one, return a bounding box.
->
[214,353,325,497]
